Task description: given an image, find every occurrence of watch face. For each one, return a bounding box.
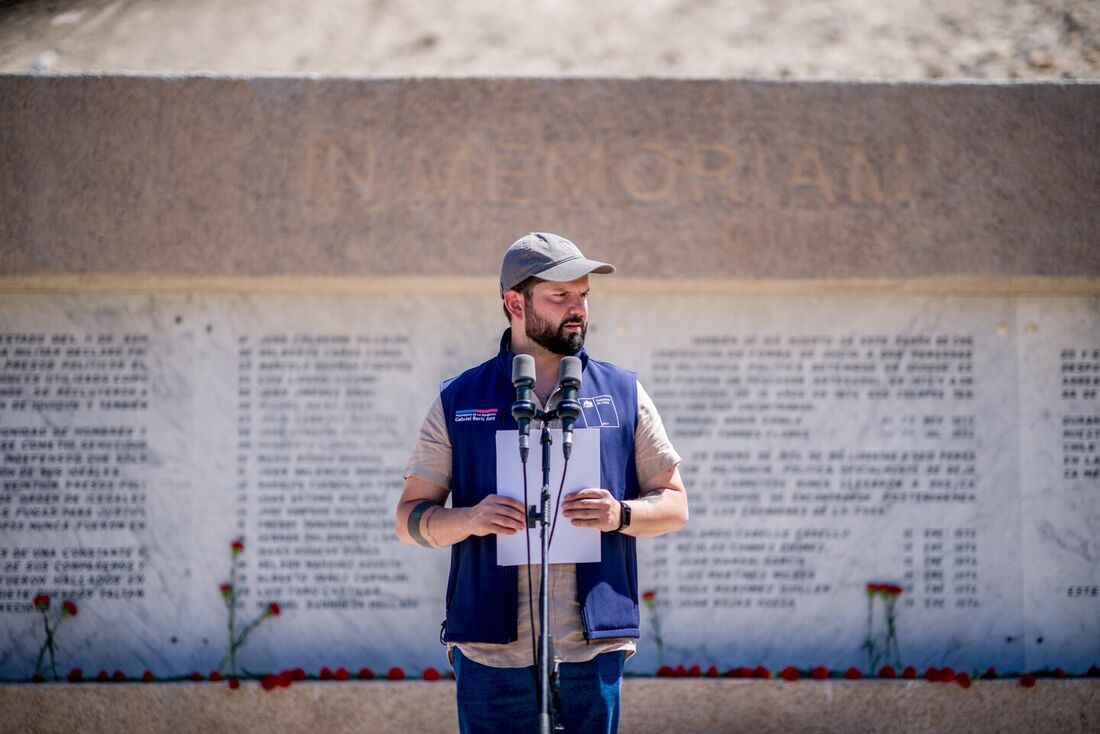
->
[620,501,631,527]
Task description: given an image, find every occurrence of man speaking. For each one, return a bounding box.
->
[396,232,688,734]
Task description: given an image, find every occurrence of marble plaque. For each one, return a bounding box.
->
[0,290,1097,678]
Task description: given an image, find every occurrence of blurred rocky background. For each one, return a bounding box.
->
[1,0,1097,80]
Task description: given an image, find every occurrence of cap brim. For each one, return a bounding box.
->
[534,258,616,283]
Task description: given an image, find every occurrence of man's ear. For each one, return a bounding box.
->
[505,292,524,320]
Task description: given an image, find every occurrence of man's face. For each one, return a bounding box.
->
[523,276,589,356]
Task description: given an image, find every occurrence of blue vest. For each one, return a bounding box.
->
[440,329,641,644]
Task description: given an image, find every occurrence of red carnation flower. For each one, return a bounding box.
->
[902,666,917,679]
[737,666,754,678]
[982,666,998,679]
[219,584,232,598]
[358,667,376,680]
[939,667,956,683]
[956,673,971,689]
[142,671,155,683]
[228,677,240,690]
[878,665,896,679]
[1053,668,1068,679]
[31,673,45,683]
[423,667,441,681]
[209,671,222,682]
[277,670,293,687]
[688,664,701,677]
[752,665,770,679]
[865,583,881,595]
[656,665,674,677]
[881,584,904,596]
[706,665,719,678]
[1020,673,1036,688]
[844,667,863,680]
[779,666,800,681]
[674,664,687,677]
[266,602,280,617]
[33,594,50,611]
[386,667,406,680]
[97,670,110,682]
[642,590,657,603]
[231,540,245,556]
[67,668,83,682]
[811,666,829,680]
[62,600,78,617]
[320,667,334,680]
[261,674,277,691]
[924,667,940,682]
[112,671,126,682]
[190,672,204,682]
[335,667,350,681]
[293,668,307,681]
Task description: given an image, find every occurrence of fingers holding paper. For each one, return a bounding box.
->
[562,488,619,532]
[466,494,528,537]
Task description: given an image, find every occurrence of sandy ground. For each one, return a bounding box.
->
[0,0,1097,80]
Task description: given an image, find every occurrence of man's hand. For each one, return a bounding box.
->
[559,464,689,538]
[465,494,528,537]
[562,488,620,532]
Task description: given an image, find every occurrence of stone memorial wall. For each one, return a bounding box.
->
[0,76,1097,679]
[1,289,1096,676]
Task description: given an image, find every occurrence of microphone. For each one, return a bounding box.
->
[557,356,582,460]
[511,354,536,462]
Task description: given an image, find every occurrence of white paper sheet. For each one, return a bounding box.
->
[494,428,602,566]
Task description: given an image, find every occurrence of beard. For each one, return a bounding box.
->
[525,304,587,356]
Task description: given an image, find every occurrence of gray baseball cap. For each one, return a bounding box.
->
[499,232,616,295]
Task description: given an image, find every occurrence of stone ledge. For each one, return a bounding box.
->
[2,275,1100,296]
[1,679,1096,734]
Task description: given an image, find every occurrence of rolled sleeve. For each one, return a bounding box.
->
[634,380,682,487]
[403,394,452,490]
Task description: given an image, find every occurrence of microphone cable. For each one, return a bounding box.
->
[547,457,569,549]
[522,448,537,673]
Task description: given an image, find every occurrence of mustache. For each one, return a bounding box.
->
[561,317,585,327]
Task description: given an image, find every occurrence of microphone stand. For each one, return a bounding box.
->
[513,353,579,734]
[525,406,564,734]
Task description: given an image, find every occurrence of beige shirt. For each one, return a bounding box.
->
[404,378,681,668]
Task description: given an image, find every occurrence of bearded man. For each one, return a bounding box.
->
[396,232,688,734]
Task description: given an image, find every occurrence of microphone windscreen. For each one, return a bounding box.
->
[558,356,582,387]
[512,354,536,386]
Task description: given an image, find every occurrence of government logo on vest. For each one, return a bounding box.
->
[454,408,499,423]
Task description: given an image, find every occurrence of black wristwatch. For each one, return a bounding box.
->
[615,501,631,532]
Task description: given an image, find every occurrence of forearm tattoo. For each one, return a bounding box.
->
[407,500,438,548]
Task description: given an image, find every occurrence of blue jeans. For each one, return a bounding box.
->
[453,648,626,734]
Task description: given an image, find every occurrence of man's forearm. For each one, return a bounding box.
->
[401,502,473,548]
[561,463,688,536]
[396,476,528,547]
[621,487,688,538]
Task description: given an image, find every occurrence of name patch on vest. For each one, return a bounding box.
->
[579,395,620,428]
[454,408,499,423]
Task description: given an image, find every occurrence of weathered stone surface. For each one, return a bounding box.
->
[1,75,1097,691]
[1,76,1098,279]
